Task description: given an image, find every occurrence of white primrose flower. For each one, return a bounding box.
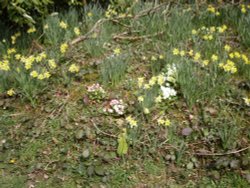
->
[160,85,177,99]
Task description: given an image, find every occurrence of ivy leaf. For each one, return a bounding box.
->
[117,129,128,156]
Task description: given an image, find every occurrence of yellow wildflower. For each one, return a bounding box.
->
[87,12,93,17]
[211,54,218,62]
[43,71,51,78]
[155,95,162,103]
[159,54,164,59]
[202,59,209,66]
[27,27,36,34]
[74,27,80,36]
[113,48,121,55]
[194,52,201,61]
[224,45,231,52]
[180,50,185,57]
[172,48,179,55]
[60,43,68,54]
[157,74,165,85]
[138,96,144,102]
[151,56,157,61]
[7,89,15,96]
[234,52,241,58]
[30,70,38,78]
[126,116,137,128]
[38,74,45,80]
[137,77,144,88]
[48,59,57,69]
[192,29,197,35]
[143,108,150,114]
[188,50,193,56]
[69,63,80,73]
[149,76,157,86]
[59,21,68,29]
[243,97,250,106]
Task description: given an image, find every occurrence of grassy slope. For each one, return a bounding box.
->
[0,1,250,187]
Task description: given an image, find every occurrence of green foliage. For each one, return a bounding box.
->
[0,0,53,26]
[100,54,128,86]
[117,129,128,156]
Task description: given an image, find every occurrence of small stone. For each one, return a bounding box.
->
[82,149,90,158]
[187,162,194,170]
[230,160,240,169]
[182,127,193,136]
[75,130,84,139]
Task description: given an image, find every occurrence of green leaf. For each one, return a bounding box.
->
[117,130,128,156]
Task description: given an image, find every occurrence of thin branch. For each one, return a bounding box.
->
[90,119,117,138]
[70,18,107,45]
[194,146,250,156]
[113,31,164,41]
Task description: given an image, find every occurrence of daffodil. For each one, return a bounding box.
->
[172,48,179,55]
[30,70,38,78]
[113,48,121,55]
[126,116,137,128]
[27,27,36,34]
[7,89,15,96]
[138,96,144,102]
[69,63,80,73]
[48,59,57,69]
[59,21,68,29]
[74,27,80,36]
[60,43,68,54]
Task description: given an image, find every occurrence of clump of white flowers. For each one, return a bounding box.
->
[159,64,177,100]
[160,84,177,99]
[104,99,126,115]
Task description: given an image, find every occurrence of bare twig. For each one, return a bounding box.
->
[70,18,107,45]
[133,2,170,20]
[90,119,117,138]
[113,31,164,41]
[194,146,250,156]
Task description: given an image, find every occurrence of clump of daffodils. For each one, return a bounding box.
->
[30,70,51,80]
[191,25,227,41]
[219,60,237,74]
[103,99,126,115]
[126,116,137,128]
[0,60,10,71]
[207,4,220,16]
[240,4,250,14]
[105,5,118,18]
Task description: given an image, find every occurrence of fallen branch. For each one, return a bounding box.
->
[194,146,250,156]
[70,18,107,45]
[133,2,171,20]
[113,31,164,41]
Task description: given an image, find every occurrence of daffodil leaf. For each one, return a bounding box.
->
[117,133,128,156]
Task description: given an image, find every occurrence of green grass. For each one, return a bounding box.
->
[0,1,250,187]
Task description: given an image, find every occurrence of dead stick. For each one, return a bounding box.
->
[195,146,250,156]
[113,31,164,41]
